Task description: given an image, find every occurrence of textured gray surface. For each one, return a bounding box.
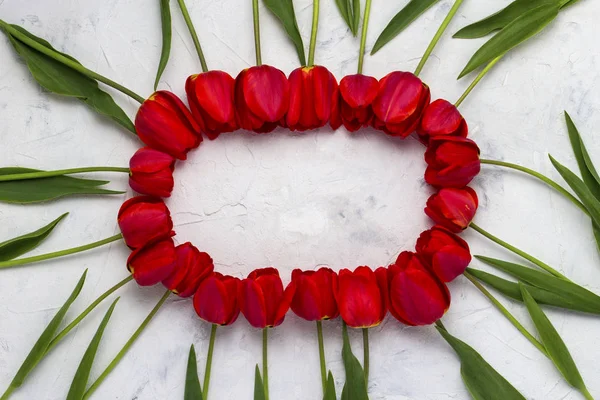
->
[0,0,599,399]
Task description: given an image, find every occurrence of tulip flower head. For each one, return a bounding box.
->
[194,272,241,326]
[288,268,339,321]
[417,99,468,143]
[416,226,472,282]
[118,196,174,249]
[338,74,380,132]
[425,136,481,188]
[127,236,177,286]
[128,147,175,198]
[163,243,214,297]
[425,187,479,233]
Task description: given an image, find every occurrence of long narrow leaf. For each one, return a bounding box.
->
[564,111,600,200]
[154,0,172,90]
[0,23,135,133]
[262,0,306,66]
[0,213,68,261]
[520,285,592,397]
[254,365,266,400]
[352,0,360,37]
[184,345,203,400]
[340,324,368,400]
[475,256,600,312]
[371,0,440,54]
[0,168,123,204]
[66,298,119,400]
[458,4,559,79]
[323,371,337,400]
[436,323,526,400]
[3,271,87,393]
[335,0,359,36]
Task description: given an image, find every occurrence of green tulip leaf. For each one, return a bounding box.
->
[340,324,368,400]
[0,212,68,261]
[475,256,600,312]
[335,0,360,36]
[519,285,593,398]
[458,4,559,79]
[371,0,440,54]
[2,271,86,396]
[564,112,600,200]
[436,323,526,400]
[453,0,557,39]
[550,155,600,229]
[184,345,203,400]
[324,371,337,400]
[262,0,306,66]
[254,365,266,400]
[0,168,124,204]
[0,22,135,134]
[466,268,600,314]
[66,298,119,400]
[155,0,172,91]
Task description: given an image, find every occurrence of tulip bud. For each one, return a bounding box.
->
[338,74,379,132]
[416,226,471,282]
[238,267,294,328]
[417,99,468,143]
[388,252,450,326]
[185,70,238,140]
[194,272,241,326]
[288,268,339,321]
[162,243,214,297]
[425,136,481,188]
[235,65,290,133]
[333,266,388,328]
[372,71,430,138]
[127,236,177,286]
[285,66,340,131]
[128,147,175,198]
[135,91,202,160]
[425,187,479,233]
[118,196,174,249]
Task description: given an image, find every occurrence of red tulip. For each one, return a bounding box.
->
[288,268,339,321]
[425,136,481,188]
[235,65,290,133]
[425,187,479,233]
[128,147,175,198]
[416,226,471,282]
[285,66,340,131]
[127,236,177,286]
[372,71,430,138]
[387,252,450,326]
[338,74,379,132]
[333,266,388,328]
[118,196,174,249]
[238,268,294,328]
[417,99,468,143]
[135,91,202,160]
[194,272,241,326]
[162,243,214,297]
[186,70,238,140]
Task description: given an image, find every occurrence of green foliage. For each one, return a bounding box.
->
[0,213,68,261]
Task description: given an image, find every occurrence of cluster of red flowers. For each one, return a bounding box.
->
[121,64,481,329]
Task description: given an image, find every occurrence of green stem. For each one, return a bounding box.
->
[203,324,217,400]
[362,328,369,383]
[0,21,145,103]
[47,276,134,352]
[316,321,327,395]
[0,167,130,182]
[0,386,14,400]
[480,159,588,214]
[414,0,464,77]
[582,388,595,400]
[455,56,503,108]
[469,223,570,281]
[83,290,171,399]
[464,272,549,357]
[176,0,208,72]
[252,0,262,66]
[262,328,269,400]
[356,0,373,74]
[307,0,320,66]
[0,233,123,270]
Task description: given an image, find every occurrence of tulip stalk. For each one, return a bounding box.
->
[262,328,270,400]
[468,223,570,281]
[252,0,262,66]
[203,324,218,400]
[83,290,171,399]
[0,166,130,182]
[0,233,124,270]
[414,0,465,77]
[176,0,209,72]
[307,0,320,67]
[0,21,145,104]
[362,328,370,383]
[454,56,503,108]
[356,0,372,74]
[316,321,327,393]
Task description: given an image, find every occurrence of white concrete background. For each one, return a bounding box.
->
[0,0,599,399]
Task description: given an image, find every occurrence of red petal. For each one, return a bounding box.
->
[243,65,290,123]
[372,72,424,124]
[339,74,379,108]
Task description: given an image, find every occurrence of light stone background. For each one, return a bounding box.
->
[1,0,599,399]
